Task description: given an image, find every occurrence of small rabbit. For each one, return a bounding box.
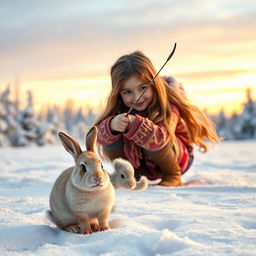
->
[48,127,115,234]
[110,158,148,191]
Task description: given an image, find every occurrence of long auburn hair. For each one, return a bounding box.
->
[94,51,220,154]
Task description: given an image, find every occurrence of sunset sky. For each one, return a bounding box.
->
[0,0,255,116]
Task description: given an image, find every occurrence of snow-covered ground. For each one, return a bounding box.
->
[0,140,255,256]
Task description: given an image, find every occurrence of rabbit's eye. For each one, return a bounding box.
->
[80,164,87,173]
[101,163,104,169]
[121,174,125,179]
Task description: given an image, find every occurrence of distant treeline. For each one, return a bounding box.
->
[0,86,255,147]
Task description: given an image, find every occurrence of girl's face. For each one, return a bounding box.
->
[120,76,153,112]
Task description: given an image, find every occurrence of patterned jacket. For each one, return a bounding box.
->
[97,105,193,179]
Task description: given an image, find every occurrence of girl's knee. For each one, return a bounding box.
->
[143,143,173,155]
[102,139,126,160]
[103,139,123,152]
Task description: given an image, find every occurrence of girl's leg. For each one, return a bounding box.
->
[103,148,126,160]
[144,143,181,187]
[102,139,126,160]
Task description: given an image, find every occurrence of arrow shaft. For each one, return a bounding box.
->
[125,43,177,116]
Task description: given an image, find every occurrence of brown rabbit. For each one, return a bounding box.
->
[48,127,115,234]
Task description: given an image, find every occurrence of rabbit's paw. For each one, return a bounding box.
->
[82,228,93,235]
[64,224,81,234]
[99,224,110,232]
[90,223,99,232]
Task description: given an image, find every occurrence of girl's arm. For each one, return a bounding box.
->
[96,116,121,145]
[124,106,180,151]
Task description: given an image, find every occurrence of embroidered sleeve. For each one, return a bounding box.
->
[123,115,169,151]
[123,106,180,151]
[96,116,121,146]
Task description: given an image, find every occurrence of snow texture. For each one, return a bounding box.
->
[0,140,255,256]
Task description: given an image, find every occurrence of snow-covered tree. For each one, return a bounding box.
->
[63,99,75,132]
[214,87,256,140]
[15,90,41,146]
[84,108,96,126]
[69,107,96,140]
[0,86,18,146]
[37,107,65,145]
[216,110,233,140]
[239,88,256,139]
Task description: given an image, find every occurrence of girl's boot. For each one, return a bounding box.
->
[145,144,181,187]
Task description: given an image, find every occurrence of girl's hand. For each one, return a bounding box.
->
[110,114,136,132]
[127,114,136,130]
[110,113,130,132]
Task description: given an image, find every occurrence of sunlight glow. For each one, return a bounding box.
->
[0,0,255,117]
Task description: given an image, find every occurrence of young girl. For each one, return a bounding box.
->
[94,51,220,187]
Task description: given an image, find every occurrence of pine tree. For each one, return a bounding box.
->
[239,88,256,139]
[216,110,233,140]
[0,86,18,146]
[16,90,39,146]
[37,106,64,145]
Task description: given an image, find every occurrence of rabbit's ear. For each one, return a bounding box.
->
[58,132,82,160]
[85,126,98,152]
[113,159,120,172]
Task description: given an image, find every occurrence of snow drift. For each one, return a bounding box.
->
[0,140,255,256]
